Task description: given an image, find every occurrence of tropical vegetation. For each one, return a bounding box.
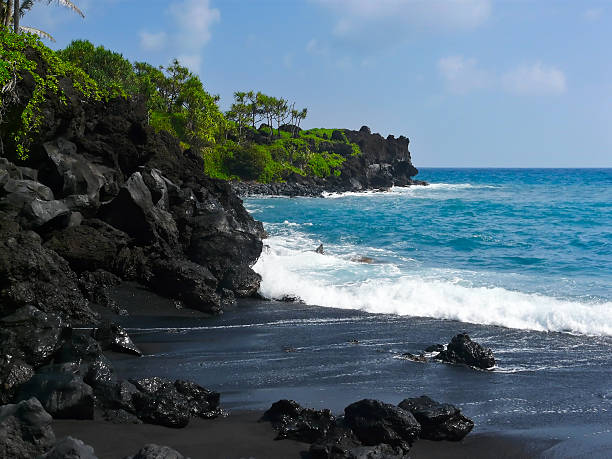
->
[1,26,360,182]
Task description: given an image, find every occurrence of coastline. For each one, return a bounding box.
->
[52,413,559,459]
[90,286,561,459]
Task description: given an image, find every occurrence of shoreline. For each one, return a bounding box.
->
[52,411,560,459]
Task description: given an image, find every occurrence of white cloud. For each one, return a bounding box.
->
[306,38,329,56]
[139,31,167,51]
[169,0,220,49]
[437,56,491,94]
[315,0,491,41]
[438,57,567,96]
[501,63,567,95]
[140,0,220,73]
[584,8,604,21]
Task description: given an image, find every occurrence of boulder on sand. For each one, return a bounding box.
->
[343,399,421,451]
[398,395,473,441]
[434,333,495,370]
[0,398,56,459]
[261,399,334,443]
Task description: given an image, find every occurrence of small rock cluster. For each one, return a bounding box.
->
[400,333,496,370]
[262,397,473,458]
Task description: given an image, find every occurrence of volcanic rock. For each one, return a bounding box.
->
[92,323,142,356]
[261,399,334,443]
[0,398,56,459]
[398,395,473,441]
[343,399,420,451]
[124,444,186,459]
[40,436,98,459]
[434,333,495,370]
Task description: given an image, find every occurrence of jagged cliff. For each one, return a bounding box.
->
[232,125,425,197]
[0,48,265,324]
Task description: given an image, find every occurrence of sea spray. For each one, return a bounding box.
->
[254,235,612,336]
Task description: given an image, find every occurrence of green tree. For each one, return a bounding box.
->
[57,40,135,97]
[227,91,250,142]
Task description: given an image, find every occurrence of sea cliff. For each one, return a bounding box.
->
[232,126,426,197]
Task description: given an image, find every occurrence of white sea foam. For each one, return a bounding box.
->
[253,236,612,336]
[321,183,498,199]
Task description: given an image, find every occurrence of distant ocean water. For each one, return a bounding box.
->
[248,168,612,336]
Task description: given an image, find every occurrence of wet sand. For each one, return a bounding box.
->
[53,411,558,459]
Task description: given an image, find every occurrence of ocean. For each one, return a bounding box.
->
[249,168,612,335]
[114,168,612,457]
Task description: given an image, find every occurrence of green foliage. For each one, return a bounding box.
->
[57,40,134,98]
[224,142,270,181]
[307,151,345,178]
[0,27,100,159]
[0,30,353,182]
[58,43,227,150]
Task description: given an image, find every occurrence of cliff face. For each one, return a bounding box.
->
[232,125,424,197]
[0,51,265,323]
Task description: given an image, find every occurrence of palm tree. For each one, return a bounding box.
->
[1,0,84,41]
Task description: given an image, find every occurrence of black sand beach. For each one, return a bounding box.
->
[53,413,559,459]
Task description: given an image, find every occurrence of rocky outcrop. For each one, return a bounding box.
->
[398,396,473,441]
[233,125,426,197]
[262,397,469,457]
[434,334,496,370]
[40,436,98,459]
[0,398,56,459]
[17,370,95,420]
[261,399,334,443]
[91,323,142,356]
[125,444,186,459]
[128,377,221,428]
[343,399,420,451]
[0,46,265,321]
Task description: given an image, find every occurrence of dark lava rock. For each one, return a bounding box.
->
[399,352,427,363]
[0,306,67,368]
[78,269,122,312]
[0,218,95,322]
[129,377,221,428]
[151,258,221,314]
[44,220,130,273]
[435,333,495,370]
[101,409,142,425]
[53,334,115,387]
[2,47,266,316]
[309,421,404,459]
[424,344,444,353]
[219,265,261,298]
[0,397,56,459]
[40,138,118,201]
[261,399,334,443]
[124,444,186,459]
[94,380,139,413]
[40,436,98,459]
[343,399,420,451]
[398,395,473,441]
[92,323,142,356]
[99,171,179,248]
[0,355,34,404]
[17,372,94,420]
[174,379,221,419]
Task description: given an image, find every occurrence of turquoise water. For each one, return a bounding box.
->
[247,169,612,336]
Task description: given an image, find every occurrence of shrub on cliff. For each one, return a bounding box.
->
[0,27,101,159]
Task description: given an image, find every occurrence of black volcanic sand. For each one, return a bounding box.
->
[52,413,558,459]
[95,283,612,458]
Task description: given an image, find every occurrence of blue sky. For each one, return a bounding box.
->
[24,0,612,167]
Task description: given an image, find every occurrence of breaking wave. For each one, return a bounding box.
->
[253,235,612,337]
